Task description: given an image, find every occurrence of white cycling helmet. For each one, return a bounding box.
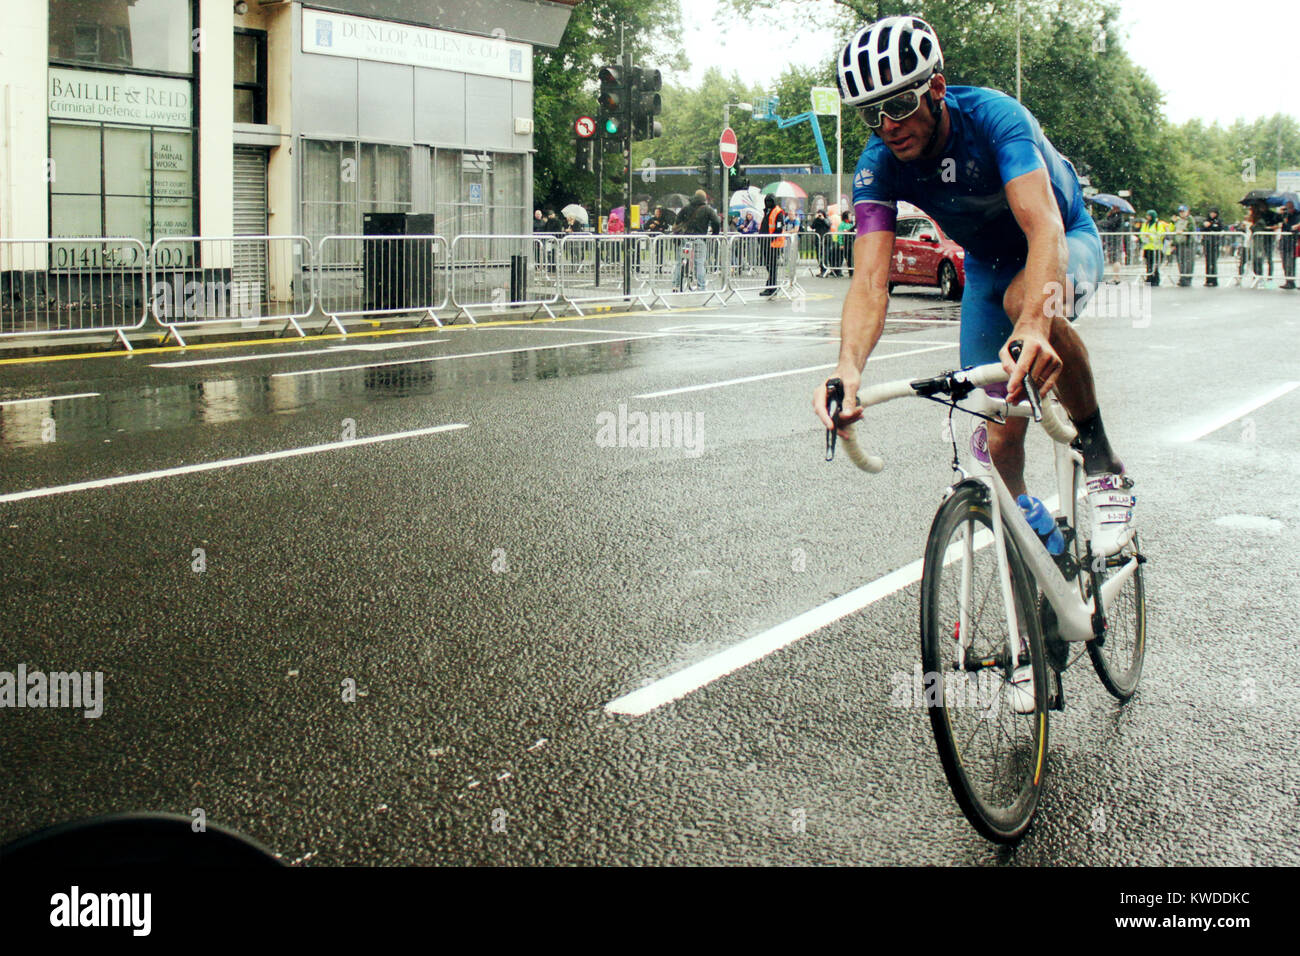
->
[837,15,944,106]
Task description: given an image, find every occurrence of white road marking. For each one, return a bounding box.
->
[0,392,100,407]
[269,336,658,378]
[151,338,450,368]
[1174,382,1299,442]
[607,496,1059,716]
[633,344,957,399]
[607,560,930,716]
[0,424,467,504]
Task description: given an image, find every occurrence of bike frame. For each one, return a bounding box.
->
[958,390,1140,662]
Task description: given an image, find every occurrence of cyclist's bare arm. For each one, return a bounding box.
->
[814,228,895,430]
[1002,168,1069,402]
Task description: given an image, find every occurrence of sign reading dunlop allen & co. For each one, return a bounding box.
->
[302,8,533,82]
[48,68,192,127]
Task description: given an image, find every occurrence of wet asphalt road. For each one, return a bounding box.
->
[1,279,1298,865]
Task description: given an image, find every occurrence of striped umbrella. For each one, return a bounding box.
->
[761,181,809,201]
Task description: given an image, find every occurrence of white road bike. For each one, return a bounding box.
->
[825,344,1147,843]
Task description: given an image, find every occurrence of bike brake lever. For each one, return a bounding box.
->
[1006,341,1044,423]
[825,378,844,462]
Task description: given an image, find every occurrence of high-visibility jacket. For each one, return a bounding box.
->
[765,206,786,248]
[1139,219,1172,252]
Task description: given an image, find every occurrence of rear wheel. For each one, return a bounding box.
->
[920,482,1049,843]
[1070,474,1147,701]
[940,261,962,300]
[1087,533,1146,700]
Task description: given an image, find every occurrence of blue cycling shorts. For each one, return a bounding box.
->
[959,227,1104,369]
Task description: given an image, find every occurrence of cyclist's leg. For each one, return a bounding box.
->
[999,231,1104,425]
[998,230,1121,476]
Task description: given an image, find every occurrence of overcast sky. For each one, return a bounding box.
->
[679,0,1299,126]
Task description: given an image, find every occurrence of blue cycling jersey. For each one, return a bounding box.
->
[852,86,1096,265]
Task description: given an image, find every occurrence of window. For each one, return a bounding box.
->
[49,121,195,243]
[431,149,527,243]
[302,140,412,245]
[234,30,267,124]
[49,0,194,75]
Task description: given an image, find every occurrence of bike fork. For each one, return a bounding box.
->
[985,477,1023,669]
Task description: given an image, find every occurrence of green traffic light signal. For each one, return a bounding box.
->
[605,117,620,135]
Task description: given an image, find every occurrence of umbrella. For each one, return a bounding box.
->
[1087,194,1135,214]
[561,203,588,225]
[762,181,809,201]
[656,193,691,212]
[1267,191,1299,208]
[729,186,763,212]
[1239,189,1274,206]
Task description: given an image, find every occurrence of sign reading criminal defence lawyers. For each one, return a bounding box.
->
[302,9,533,82]
[48,68,192,127]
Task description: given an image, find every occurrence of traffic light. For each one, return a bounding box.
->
[698,153,714,192]
[597,65,630,141]
[630,67,662,141]
[607,142,631,187]
[575,138,593,173]
[731,153,750,192]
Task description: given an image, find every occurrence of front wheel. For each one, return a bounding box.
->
[920,482,1050,843]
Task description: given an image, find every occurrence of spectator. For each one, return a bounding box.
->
[533,209,547,232]
[758,193,786,297]
[1279,200,1299,291]
[1200,208,1224,286]
[810,209,832,276]
[1172,205,1196,287]
[1100,207,1125,275]
[738,210,759,235]
[543,209,561,232]
[1246,199,1279,285]
[836,209,856,275]
[1138,209,1171,286]
[672,189,721,292]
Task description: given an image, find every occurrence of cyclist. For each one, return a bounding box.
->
[813,15,1134,560]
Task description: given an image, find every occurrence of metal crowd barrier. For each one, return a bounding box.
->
[558,234,654,314]
[149,235,314,346]
[726,234,798,302]
[0,238,149,349]
[449,234,560,323]
[816,233,857,279]
[316,234,449,335]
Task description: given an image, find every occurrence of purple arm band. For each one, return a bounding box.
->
[856,201,897,235]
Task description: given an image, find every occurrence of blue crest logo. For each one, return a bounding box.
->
[510,49,523,73]
[315,20,333,47]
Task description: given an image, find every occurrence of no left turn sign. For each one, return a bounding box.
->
[575,116,596,139]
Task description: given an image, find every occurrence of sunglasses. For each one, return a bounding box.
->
[857,79,933,128]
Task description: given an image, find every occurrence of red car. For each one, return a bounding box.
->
[889,205,966,300]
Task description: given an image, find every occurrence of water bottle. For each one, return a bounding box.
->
[1018,495,1065,555]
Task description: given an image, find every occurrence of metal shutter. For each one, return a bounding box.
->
[232,147,268,312]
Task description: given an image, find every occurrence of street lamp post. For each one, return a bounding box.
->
[721,102,753,234]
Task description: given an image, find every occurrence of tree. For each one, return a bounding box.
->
[718,0,1185,214]
[532,1,686,214]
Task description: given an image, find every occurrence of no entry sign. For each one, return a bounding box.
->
[719,127,738,168]
[575,116,596,139]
